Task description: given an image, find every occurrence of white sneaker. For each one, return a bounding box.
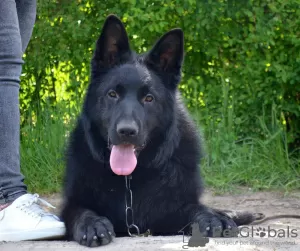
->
[0,193,66,241]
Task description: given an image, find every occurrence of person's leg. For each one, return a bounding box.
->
[0,0,30,205]
[0,0,65,241]
[17,0,37,52]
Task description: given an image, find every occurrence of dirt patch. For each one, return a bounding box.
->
[1,189,300,250]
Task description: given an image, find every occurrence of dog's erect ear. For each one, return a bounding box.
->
[93,15,131,68]
[145,29,184,74]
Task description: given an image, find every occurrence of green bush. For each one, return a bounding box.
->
[19,0,300,193]
[21,0,300,151]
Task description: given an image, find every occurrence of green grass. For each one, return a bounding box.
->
[193,108,300,194]
[20,102,300,195]
[20,102,80,194]
[201,127,300,194]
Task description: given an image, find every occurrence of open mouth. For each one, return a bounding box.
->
[107,141,144,155]
[107,138,145,176]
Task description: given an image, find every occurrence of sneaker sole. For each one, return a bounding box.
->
[0,226,66,242]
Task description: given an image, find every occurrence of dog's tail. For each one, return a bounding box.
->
[215,208,265,226]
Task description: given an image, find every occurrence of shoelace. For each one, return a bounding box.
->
[16,194,57,218]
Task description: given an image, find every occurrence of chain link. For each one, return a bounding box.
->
[125,175,140,237]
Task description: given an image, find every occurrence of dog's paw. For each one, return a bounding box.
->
[73,211,115,247]
[193,211,238,237]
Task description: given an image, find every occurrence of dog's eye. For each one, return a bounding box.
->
[144,94,154,103]
[108,90,118,98]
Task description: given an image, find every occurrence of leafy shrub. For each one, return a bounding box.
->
[21,0,300,153]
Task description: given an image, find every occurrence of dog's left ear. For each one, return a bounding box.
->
[93,15,131,69]
[145,28,184,74]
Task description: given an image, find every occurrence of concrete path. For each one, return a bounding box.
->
[1,189,300,250]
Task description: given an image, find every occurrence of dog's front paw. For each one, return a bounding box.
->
[193,210,238,237]
[73,211,115,247]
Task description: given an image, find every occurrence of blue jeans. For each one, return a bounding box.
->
[0,0,36,204]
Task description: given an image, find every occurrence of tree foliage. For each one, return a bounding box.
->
[21,0,300,152]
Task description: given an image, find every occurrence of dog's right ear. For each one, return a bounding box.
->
[145,29,184,75]
[93,15,131,69]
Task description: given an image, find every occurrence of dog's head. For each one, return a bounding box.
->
[83,15,184,175]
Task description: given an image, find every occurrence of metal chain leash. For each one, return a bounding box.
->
[125,175,140,237]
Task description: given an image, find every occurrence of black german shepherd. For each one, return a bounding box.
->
[61,15,257,247]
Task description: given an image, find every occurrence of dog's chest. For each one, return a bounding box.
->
[95,168,163,231]
[98,184,150,233]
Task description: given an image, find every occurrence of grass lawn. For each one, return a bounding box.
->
[20,102,300,195]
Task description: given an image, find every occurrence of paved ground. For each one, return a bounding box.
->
[1,189,300,250]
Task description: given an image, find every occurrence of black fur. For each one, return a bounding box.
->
[61,15,256,247]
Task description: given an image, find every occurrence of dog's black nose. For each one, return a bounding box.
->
[117,121,138,137]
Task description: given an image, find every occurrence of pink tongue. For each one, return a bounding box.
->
[110,144,137,175]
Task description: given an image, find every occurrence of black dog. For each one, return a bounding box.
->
[61,15,257,247]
